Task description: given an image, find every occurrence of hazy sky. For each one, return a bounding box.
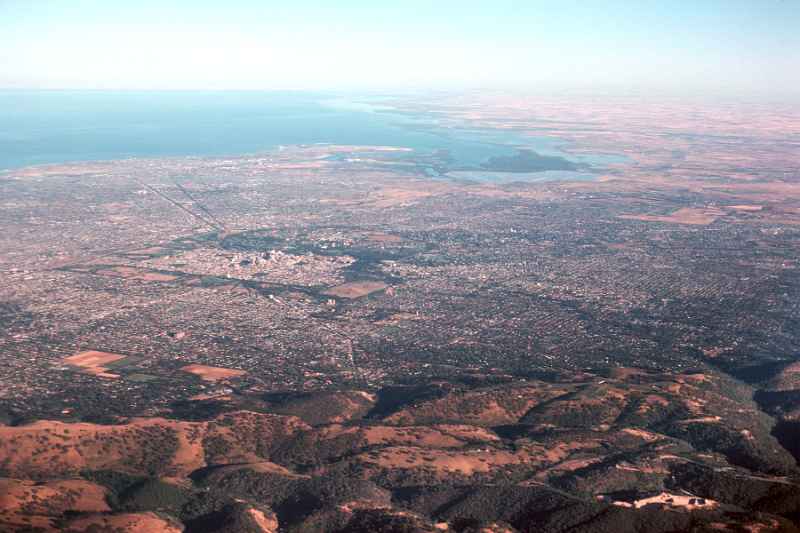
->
[1,0,798,96]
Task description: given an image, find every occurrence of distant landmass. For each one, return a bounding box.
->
[482,149,579,172]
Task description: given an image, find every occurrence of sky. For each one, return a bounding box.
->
[1,0,798,96]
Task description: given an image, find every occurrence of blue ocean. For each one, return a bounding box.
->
[0,91,626,180]
[0,91,510,170]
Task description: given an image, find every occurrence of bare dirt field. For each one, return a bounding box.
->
[613,492,719,510]
[181,364,246,381]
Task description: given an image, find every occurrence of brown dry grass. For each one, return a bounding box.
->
[205,461,308,480]
[63,351,126,379]
[9,163,115,178]
[64,512,183,533]
[363,426,468,448]
[0,512,57,532]
[0,411,308,479]
[537,457,603,478]
[360,446,525,476]
[354,438,581,478]
[375,312,421,325]
[322,281,388,299]
[364,232,404,243]
[384,384,574,426]
[189,392,233,401]
[181,364,246,381]
[636,394,671,414]
[0,478,109,515]
[620,428,664,442]
[318,423,500,449]
[365,187,439,208]
[619,207,724,225]
[64,351,125,367]
[95,266,177,282]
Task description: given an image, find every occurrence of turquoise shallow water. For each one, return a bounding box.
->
[0,91,625,178]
